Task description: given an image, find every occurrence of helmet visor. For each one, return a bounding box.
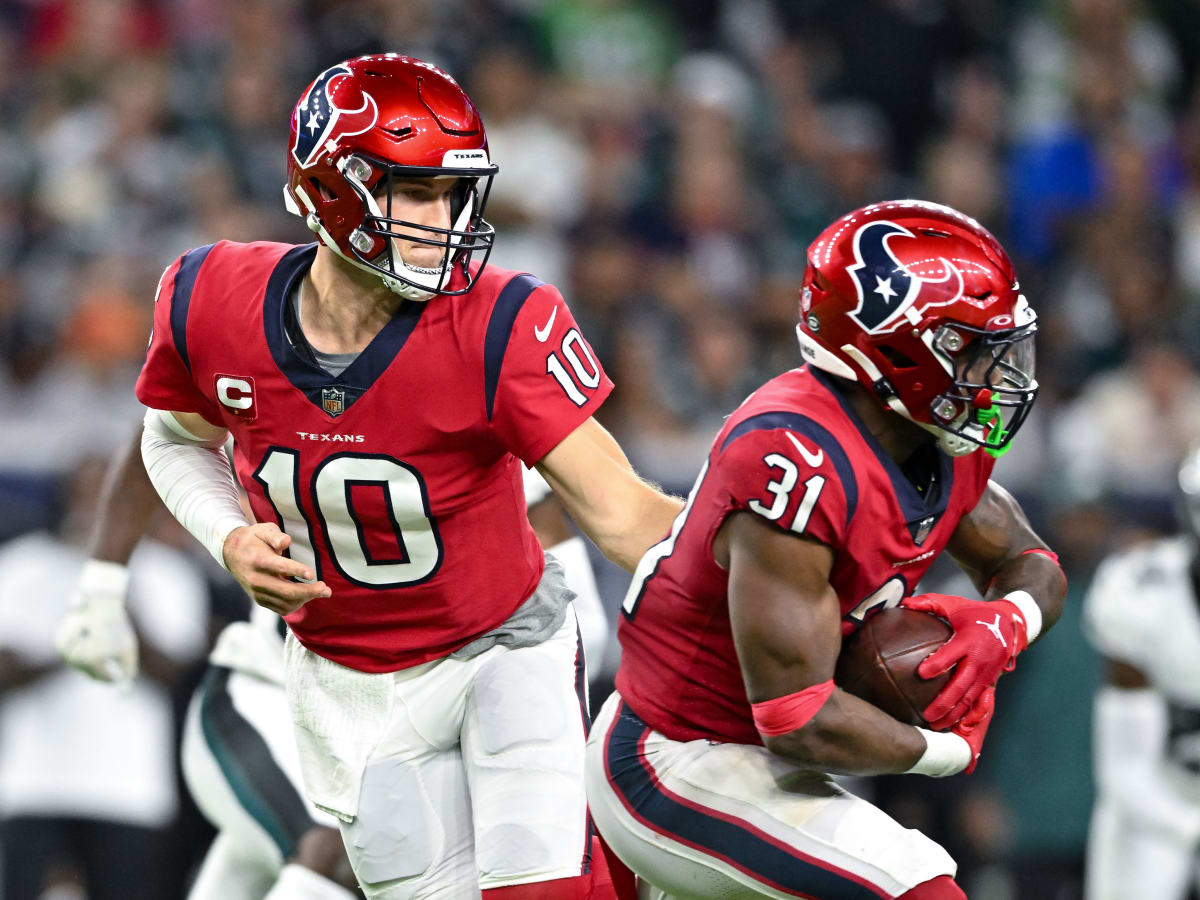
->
[930,322,1039,456]
[957,327,1036,396]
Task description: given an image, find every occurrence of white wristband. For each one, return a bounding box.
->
[74,559,131,608]
[906,728,971,777]
[1001,589,1042,643]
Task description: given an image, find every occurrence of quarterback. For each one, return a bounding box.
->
[56,427,611,900]
[128,54,679,900]
[586,201,1068,899]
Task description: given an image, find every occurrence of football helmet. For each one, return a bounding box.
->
[283,54,498,300]
[797,200,1038,457]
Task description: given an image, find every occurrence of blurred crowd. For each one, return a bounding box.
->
[1,0,1199,896]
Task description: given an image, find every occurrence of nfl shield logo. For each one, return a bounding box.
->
[321,387,345,417]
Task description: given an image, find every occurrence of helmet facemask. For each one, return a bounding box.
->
[925,322,1038,458]
[339,154,496,300]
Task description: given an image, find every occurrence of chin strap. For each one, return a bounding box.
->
[343,156,472,301]
[891,405,976,457]
[837,343,978,457]
[285,173,449,302]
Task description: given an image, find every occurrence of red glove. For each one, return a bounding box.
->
[902,592,1029,730]
[953,685,995,774]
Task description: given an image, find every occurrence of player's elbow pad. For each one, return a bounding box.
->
[141,409,249,568]
[1093,685,1200,842]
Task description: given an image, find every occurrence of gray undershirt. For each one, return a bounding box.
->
[289,284,360,377]
[450,551,576,659]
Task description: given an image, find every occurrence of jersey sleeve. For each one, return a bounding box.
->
[713,422,854,549]
[486,278,613,465]
[134,248,223,424]
[1082,547,1160,669]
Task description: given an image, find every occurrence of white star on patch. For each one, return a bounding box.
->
[874,274,897,301]
[306,110,321,134]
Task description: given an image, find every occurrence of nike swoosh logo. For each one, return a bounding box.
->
[785,431,824,467]
[534,307,558,342]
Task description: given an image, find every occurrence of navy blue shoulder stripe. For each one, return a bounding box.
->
[721,411,858,527]
[484,273,544,421]
[169,243,217,374]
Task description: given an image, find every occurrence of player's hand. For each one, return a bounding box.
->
[902,592,1028,730]
[951,685,995,774]
[55,559,138,686]
[223,523,330,615]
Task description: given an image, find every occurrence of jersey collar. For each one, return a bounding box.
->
[263,243,427,417]
[808,366,955,540]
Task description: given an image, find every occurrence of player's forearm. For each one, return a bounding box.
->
[87,427,165,565]
[539,459,682,573]
[762,690,929,775]
[727,521,946,775]
[587,486,682,573]
[141,409,249,567]
[537,417,683,571]
[949,482,1065,646]
[983,548,1066,646]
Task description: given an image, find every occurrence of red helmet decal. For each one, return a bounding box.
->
[292,63,380,169]
[846,220,965,334]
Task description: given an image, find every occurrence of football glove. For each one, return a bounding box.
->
[952,685,995,774]
[55,559,137,686]
[902,592,1029,730]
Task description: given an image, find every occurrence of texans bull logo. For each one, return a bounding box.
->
[846,221,965,334]
[292,63,379,169]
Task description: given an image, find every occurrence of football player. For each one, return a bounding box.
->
[56,427,614,900]
[114,55,679,900]
[1082,448,1200,900]
[585,201,1068,899]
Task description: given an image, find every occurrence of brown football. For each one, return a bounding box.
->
[834,608,952,727]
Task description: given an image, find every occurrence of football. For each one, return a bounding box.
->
[834,608,953,727]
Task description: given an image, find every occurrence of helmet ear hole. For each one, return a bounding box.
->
[878,345,918,370]
[310,178,337,202]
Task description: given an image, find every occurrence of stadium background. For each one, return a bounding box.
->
[1,0,1199,896]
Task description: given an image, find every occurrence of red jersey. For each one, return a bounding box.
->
[136,241,611,672]
[615,366,993,744]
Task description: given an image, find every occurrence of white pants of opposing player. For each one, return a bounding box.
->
[586,692,957,900]
[182,666,340,900]
[1086,800,1200,900]
[284,607,591,899]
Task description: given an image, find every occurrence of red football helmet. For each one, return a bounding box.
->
[797,200,1038,457]
[283,54,498,300]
